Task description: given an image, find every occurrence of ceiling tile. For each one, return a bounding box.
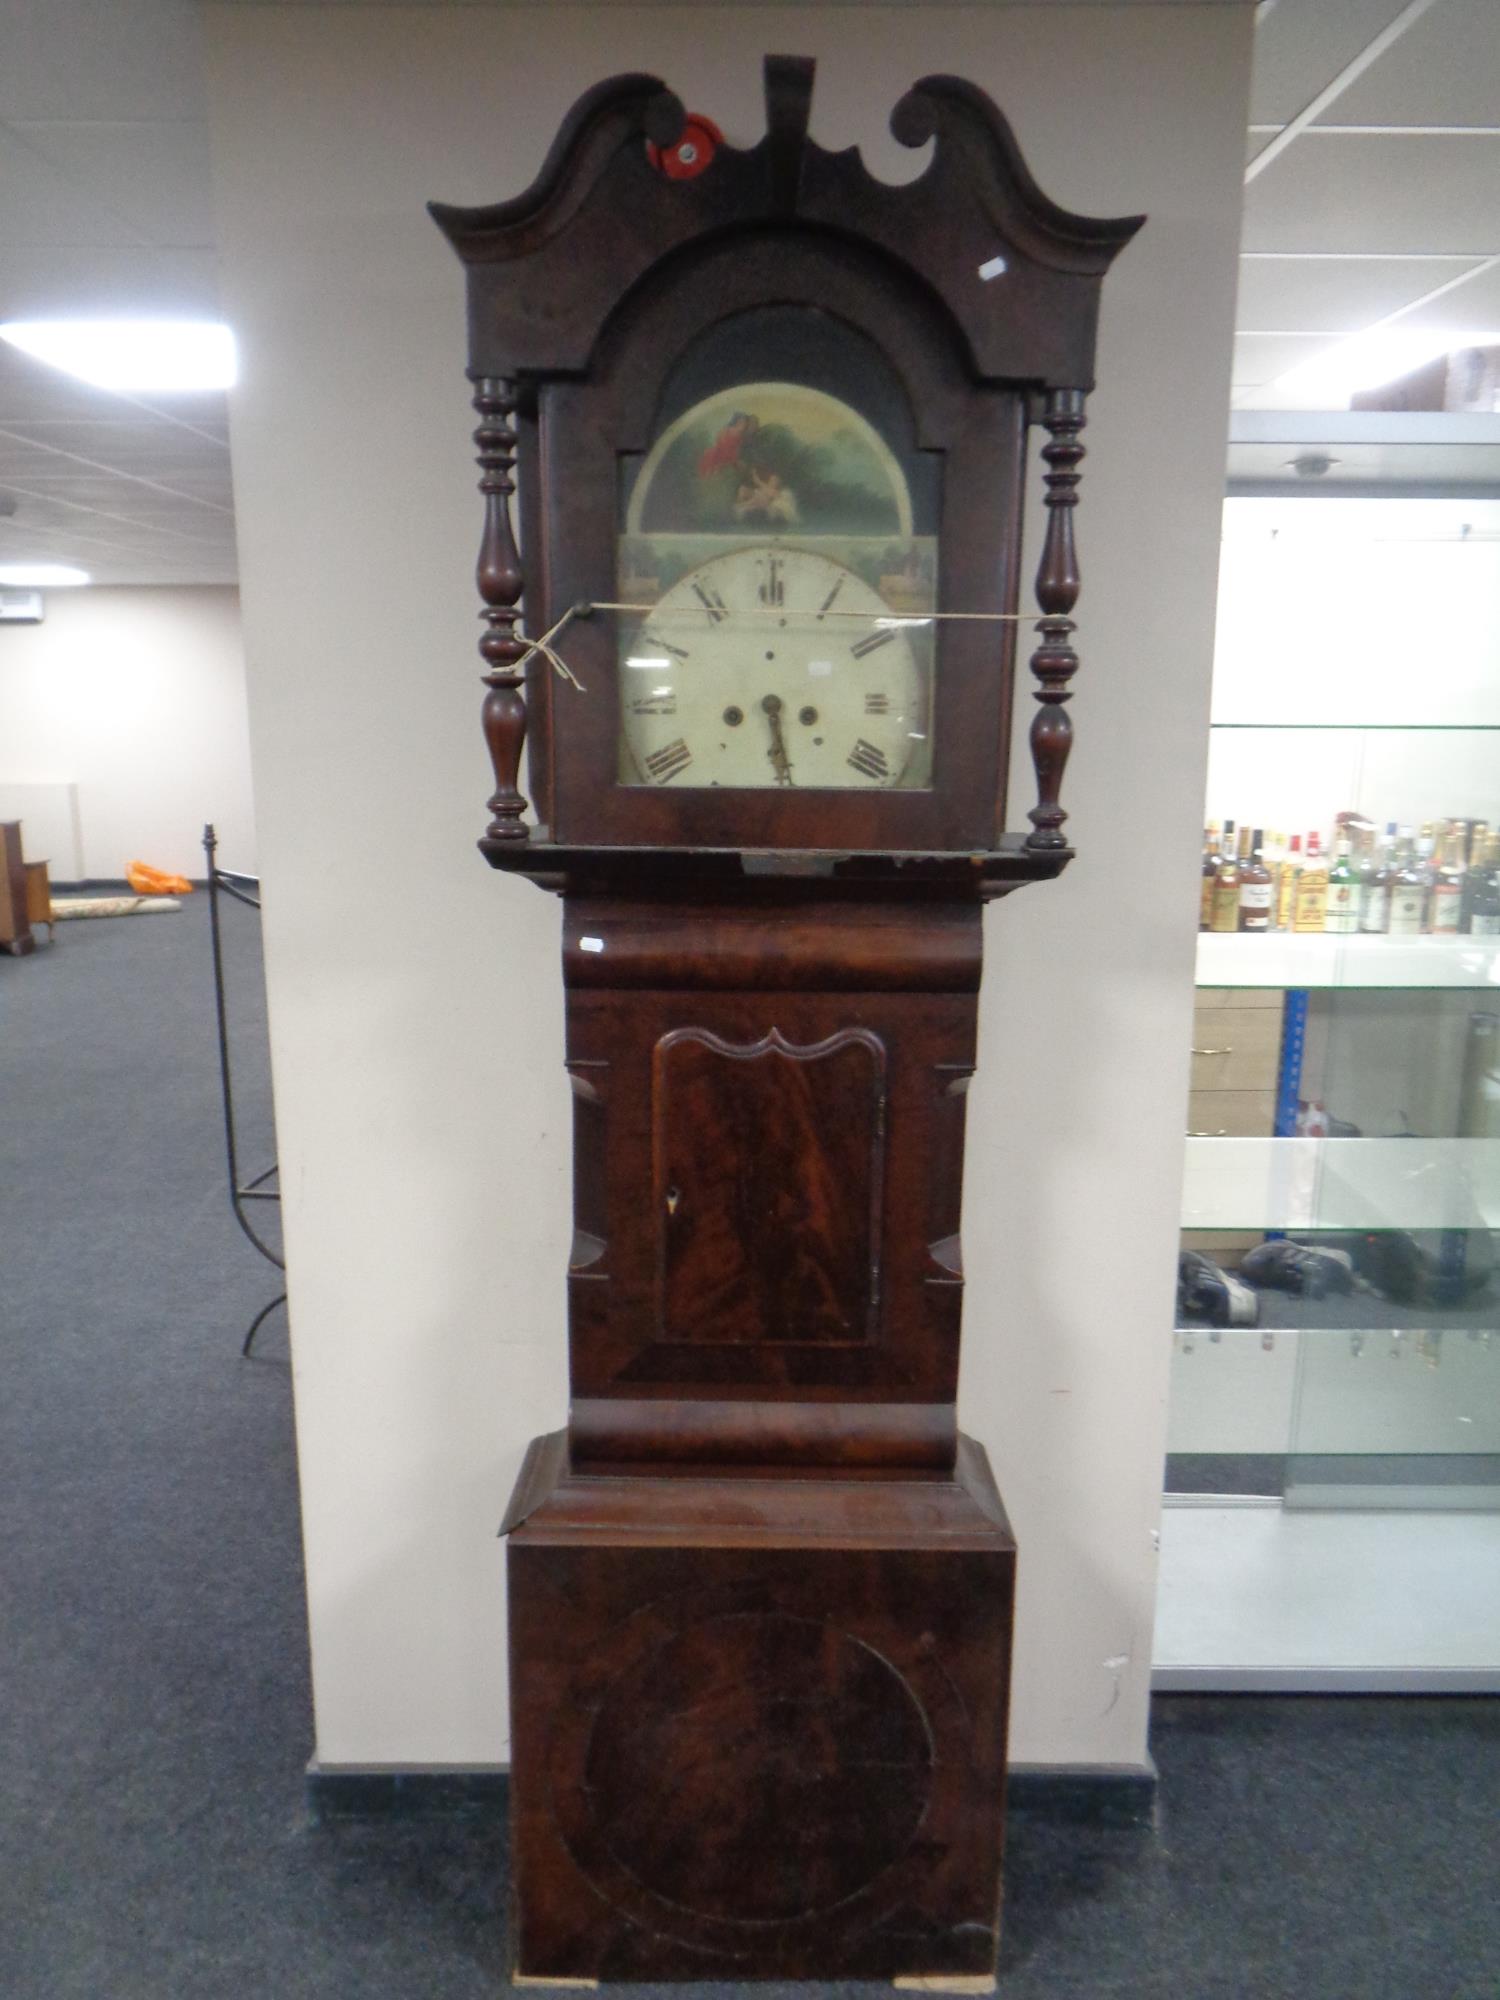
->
[0,0,207,125]
[1241,135,1500,255]
[1332,0,1500,127]
[0,437,229,501]
[10,121,217,248]
[0,434,83,483]
[1232,333,1345,389]
[1236,255,1490,334]
[1249,0,1413,127]
[0,125,146,249]
[0,244,221,321]
[0,344,123,423]
[1386,258,1500,332]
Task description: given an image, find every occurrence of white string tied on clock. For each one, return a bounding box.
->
[512,600,1053,691]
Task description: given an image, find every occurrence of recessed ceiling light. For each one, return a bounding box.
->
[0,563,91,587]
[1272,329,1500,408]
[0,319,237,393]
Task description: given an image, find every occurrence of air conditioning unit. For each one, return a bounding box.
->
[0,589,43,623]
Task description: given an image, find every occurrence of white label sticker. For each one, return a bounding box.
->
[807,659,833,677]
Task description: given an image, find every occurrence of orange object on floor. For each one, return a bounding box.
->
[125,860,194,896]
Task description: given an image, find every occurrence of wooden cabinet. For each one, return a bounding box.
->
[0,822,36,956]
[1189,989,1282,1134]
[25,860,52,940]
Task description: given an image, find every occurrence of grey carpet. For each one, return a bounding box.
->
[2,899,1498,1998]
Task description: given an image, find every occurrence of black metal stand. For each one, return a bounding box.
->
[204,823,286,1356]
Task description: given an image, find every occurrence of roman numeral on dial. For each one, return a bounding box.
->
[642,631,690,659]
[850,627,895,658]
[630,695,677,715]
[817,576,845,618]
[692,583,728,624]
[757,556,784,607]
[645,737,693,782]
[847,738,890,781]
[864,692,890,715]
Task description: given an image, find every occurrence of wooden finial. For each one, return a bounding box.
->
[472,376,529,842]
[1024,389,1087,853]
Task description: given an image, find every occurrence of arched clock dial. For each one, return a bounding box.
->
[620,547,929,790]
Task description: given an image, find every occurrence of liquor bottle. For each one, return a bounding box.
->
[1461,823,1492,931]
[1292,831,1328,932]
[1274,832,1302,931]
[1325,831,1360,934]
[1429,823,1465,935]
[1352,823,1376,916]
[1210,822,1242,933]
[1415,822,1439,925]
[1237,829,1274,932]
[1199,823,1219,930]
[1359,823,1394,934]
[1388,828,1427,936]
[1467,832,1500,936]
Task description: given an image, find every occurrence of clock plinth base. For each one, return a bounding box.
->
[503,1430,1015,1985]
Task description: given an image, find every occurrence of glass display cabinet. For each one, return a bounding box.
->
[1159,489,1500,1689]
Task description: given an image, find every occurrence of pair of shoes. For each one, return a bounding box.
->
[1241,1240,1354,1298]
[1178,1251,1259,1327]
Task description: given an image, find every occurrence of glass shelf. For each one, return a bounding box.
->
[1196,931,1500,991]
[1180,1137,1500,1232]
[1208,732,1500,740]
[1167,1320,1500,1515]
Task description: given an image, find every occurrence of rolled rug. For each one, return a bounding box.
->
[50,896,181,921]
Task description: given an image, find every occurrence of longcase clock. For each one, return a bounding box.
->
[431,56,1140,1986]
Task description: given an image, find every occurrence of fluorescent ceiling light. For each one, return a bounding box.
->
[0,319,237,393]
[1272,329,1500,408]
[0,563,90,587]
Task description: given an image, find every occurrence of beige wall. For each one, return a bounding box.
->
[0,585,253,879]
[204,2,1253,1771]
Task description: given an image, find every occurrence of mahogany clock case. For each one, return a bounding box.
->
[431,53,1143,872]
[504,1429,1016,1984]
[561,893,982,1473]
[430,53,1140,1989]
[524,244,1028,855]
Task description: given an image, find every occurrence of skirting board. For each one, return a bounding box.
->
[305,1760,1158,1830]
[1153,1667,1500,1694]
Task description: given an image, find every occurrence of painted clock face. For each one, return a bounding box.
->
[616,375,938,796]
[621,547,927,791]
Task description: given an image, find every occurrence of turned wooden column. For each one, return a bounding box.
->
[1024,388,1088,853]
[472,376,529,844]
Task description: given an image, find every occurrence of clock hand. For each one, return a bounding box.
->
[760,693,794,785]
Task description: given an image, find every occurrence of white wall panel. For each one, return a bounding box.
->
[0,585,254,877]
[204,0,1253,1773]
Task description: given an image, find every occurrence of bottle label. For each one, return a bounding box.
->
[1293,877,1328,932]
[1210,883,1240,933]
[1388,886,1425,935]
[1325,882,1359,934]
[1359,885,1390,933]
[1430,885,1461,934]
[1238,881,1273,931]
